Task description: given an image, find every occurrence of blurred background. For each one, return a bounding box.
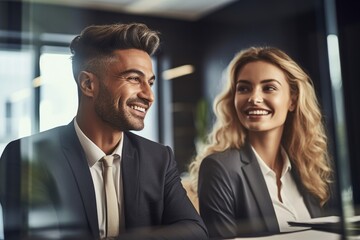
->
[0,0,359,213]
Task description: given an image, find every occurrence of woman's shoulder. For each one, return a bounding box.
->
[206,148,239,160]
[202,148,246,170]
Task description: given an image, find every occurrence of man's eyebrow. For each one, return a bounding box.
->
[118,69,156,80]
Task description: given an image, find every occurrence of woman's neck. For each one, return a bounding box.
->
[249,130,285,202]
[248,130,283,171]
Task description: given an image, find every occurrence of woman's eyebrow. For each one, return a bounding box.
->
[236,79,282,85]
[236,79,251,84]
[260,79,282,85]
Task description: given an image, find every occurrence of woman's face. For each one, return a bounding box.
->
[234,60,294,135]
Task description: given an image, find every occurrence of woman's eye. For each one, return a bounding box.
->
[264,86,277,91]
[237,86,249,92]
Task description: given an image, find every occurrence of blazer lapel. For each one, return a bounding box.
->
[60,122,99,238]
[240,144,279,232]
[121,132,140,229]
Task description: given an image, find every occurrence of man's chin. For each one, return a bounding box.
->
[128,123,145,131]
[131,127,145,131]
[110,123,144,132]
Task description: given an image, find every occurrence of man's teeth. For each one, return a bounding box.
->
[248,110,269,115]
[131,105,146,113]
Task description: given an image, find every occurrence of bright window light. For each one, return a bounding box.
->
[39,49,78,132]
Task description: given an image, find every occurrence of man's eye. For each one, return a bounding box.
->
[126,76,141,82]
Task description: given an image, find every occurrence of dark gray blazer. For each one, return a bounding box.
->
[198,143,325,239]
[0,121,208,240]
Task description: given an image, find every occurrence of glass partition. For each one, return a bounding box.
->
[1,0,359,238]
[0,47,34,154]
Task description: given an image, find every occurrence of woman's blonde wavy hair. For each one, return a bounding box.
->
[189,46,332,206]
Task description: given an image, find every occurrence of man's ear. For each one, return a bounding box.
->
[78,71,95,97]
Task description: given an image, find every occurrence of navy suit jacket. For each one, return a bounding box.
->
[0,122,207,240]
[198,143,335,239]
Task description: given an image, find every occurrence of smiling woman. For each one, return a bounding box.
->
[188,46,337,239]
[234,61,295,135]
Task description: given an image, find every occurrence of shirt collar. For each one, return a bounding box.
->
[74,118,124,167]
[280,146,292,176]
[251,145,292,177]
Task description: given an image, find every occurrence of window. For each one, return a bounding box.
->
[0,47,34,154]
[39,46,77,131]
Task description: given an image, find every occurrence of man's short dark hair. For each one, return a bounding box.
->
[70,22,160,81]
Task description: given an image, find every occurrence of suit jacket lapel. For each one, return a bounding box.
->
[240,144,279,232]
[60,122,99,238]
[121,132,140,228]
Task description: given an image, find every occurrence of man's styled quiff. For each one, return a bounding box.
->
[70,22,160,81]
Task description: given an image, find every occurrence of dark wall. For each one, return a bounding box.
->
[197,8,326,99]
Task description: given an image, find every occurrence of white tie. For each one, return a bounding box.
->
[102,154,119,237]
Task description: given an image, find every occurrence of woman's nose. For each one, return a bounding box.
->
[248,92,263,104]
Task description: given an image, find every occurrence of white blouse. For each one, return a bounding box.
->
[252,146,311,232]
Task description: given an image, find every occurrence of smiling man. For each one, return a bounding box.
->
[0,23,207,240]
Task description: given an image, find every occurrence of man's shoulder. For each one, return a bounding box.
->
[123,132,173,164]
[1,125,69,161]
[124,131,167,149]
[4,125,68,149]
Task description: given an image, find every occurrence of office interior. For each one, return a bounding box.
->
[0,0,359,223]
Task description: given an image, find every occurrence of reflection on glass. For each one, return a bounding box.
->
[0,48,34,154]
[324,0,355,236]
[327,34,355,234]
[0,202,3,239]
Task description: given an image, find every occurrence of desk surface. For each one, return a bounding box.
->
[234,228,360,240]
[233,215,360,240]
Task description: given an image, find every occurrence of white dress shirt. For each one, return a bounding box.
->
[252,146,311,232]
[74,119,124,238]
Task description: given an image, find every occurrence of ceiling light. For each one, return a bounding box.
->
[162,64,194,80]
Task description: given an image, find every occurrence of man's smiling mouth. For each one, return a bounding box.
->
[130,105,146,113]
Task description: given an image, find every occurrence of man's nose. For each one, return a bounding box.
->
[138,82,154,103]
